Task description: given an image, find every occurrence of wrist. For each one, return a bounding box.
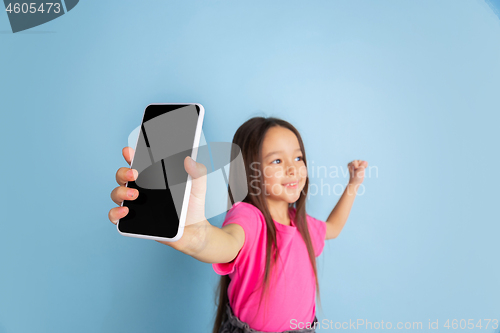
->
[182,219,211,256]
[347,181,361,194]
[158,219,211,256]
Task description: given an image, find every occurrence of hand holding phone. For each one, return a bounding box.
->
[109,103,208,251]
[109,146,209,251]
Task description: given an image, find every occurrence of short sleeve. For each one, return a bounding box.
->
[307,215,327,257]
[212,202,261,275]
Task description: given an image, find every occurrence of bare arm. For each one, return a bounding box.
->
[325,183,359,239]
[157,219,245,264]
[325,160,368,240]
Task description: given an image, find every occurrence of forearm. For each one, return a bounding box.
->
[157,219,239,264]
[326,182,360,237]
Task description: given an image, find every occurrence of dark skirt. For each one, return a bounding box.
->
[219,302,319,333]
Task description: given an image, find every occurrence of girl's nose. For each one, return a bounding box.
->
[286,165,296,176]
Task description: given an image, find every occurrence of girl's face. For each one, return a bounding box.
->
[260,126,308,204]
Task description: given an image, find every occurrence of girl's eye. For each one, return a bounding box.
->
[272,156,302,164]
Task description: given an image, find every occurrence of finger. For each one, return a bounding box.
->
[353,160,359,169]
[123,147,135,166]
[110,185,139,206]
[109,206,129,225]
[116,167,138,186]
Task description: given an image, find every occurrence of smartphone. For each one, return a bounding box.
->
[117,103,205,242]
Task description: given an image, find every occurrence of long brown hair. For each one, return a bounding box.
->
[212,116,322,333]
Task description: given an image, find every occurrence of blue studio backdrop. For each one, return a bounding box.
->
[1,1,499,332]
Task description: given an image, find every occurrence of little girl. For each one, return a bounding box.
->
[109,116,368,333]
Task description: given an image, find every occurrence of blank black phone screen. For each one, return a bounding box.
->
[118,104,201,239]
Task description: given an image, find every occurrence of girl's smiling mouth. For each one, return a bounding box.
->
[282,180,299,188]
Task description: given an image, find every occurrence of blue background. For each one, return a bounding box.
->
[1,0,499,332]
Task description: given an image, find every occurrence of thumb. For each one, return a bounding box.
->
[184,156,208,200]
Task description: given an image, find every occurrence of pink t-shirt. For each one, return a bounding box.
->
[212,201,327,332]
